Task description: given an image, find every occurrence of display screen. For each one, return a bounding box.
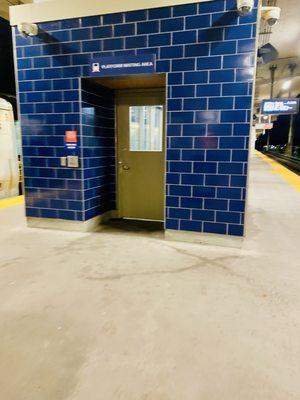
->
[261,98,299,115]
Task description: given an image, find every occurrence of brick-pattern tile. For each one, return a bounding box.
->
[15,0,258,236]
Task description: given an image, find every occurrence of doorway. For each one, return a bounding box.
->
[116,89,166,222]
[81,74,166,226]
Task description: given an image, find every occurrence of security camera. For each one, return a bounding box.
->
[17,22,39,37]
[261,6,281,26]
[237,0,254,16]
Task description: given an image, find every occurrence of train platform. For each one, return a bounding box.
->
[0,152,299,400]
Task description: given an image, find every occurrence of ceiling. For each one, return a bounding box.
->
[255,0,300,102]
[0,0,31,19]
[1,0,299,104]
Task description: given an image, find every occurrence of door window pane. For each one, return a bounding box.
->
[129,105,163,151]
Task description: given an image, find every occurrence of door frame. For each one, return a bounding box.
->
[115,87,167,223]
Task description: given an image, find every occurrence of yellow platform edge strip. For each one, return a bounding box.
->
[256,151,300,192]
[0,195,24,209]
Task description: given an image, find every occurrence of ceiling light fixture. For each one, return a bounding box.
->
[282,80,292,90]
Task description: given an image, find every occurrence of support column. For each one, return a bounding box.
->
[286,63,297,156]
[267,64,277,150]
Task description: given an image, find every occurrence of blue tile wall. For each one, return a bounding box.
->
[81,79,116,220]
[15,0,258,236]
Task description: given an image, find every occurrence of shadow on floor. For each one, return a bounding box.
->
[96,218,165,238]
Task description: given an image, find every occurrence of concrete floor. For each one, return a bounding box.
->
[0,154,300,400]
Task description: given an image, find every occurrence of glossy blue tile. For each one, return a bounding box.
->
[82,16,101,26]
[192,210,215,221]
[103,13,124,24]
[206,174,229,186]
[186,14,210,29]
[71,28,91,41]
[166,219,179,230]
[217,187,243,202]
[169,208,190,220]
[184,98,207,110]
[173,3,198,16]
[209,97,234,110]
[199,0,225,13]
[184,71,208,84]
[197,84,221,97]
[198,27,224,42]
[180,220,202,232]
[114,23,135,36]
[221,110,247,123]
[149,7,171,19]
[182,174,204,185]
[172,58,195,71]
[194,162,217,173]
[204,222,227,234]
[51,30,71,42]
[207,124,232,136]
[36,103,53,113]
[235,96,252,109]
[61,19,80,29]
[125,10,147,22]
[228,224,244,236]
[171,112,194,123]
[171,137,193,150]
[185,43,209,57]
[218,162,244,174]
[126,35,147,48]
[232,150,248,161]
[160,45,183,59]
[182,150,205,161]
[168,72,183,85]
[195,111,220,123]
[222,82,248,95]
[137,20,159,34]
[229,200,245,212]
[225,24,252,39]
[161,17,184,32]
[18,58,32,69]
[182,124,206,136]
[53,79,71,90]
[169,184,191,196]
[233,123,250,136]
[195,137,218,149]
[25,69,43,80]
[172,85,194,98]
[103,38,124,50]
[238,10,257,24]
[210,69,235,83]
[93,26,113,39]
[236,68,255,82]
[20,104,34,114]
[223,54,254,68]
[61,42,81,54]
[204,198,228,211]
[44,68,62,79]
[212,11,238,27]
[197,56,222,70]
[181,197,203,209]
[33,56,51,68]
[231,175,247,187]
[173,30,197,44]
[24,45,42,57]
[193,186,216,198]
[206,150,231,161]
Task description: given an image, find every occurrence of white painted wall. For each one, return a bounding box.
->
[0,99,19,199]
